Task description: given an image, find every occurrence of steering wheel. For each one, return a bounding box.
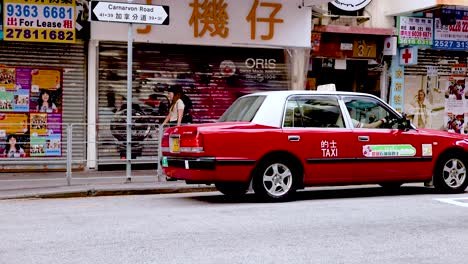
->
[381,116,397,128]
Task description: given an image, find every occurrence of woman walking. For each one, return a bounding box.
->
[162,85,185,127]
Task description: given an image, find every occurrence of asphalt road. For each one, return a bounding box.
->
[1,185,468,264]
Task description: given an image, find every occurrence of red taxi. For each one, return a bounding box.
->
[161,91,468,201]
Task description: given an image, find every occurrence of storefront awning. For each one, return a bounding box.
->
[385,0,467,16]
[314,25,396,36]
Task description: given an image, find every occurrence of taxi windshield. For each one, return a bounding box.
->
[218,95,266,122]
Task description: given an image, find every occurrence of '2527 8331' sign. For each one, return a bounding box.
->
[3,0,75,43]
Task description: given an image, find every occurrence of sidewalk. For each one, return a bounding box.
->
[0,170,217,200]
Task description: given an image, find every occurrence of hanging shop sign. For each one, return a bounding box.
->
[0,67,63,158]
[330,0,372,11]
[451,63,467,77]
[92,0,311,48]
[383,36,397,56]
[398,16,433,46]
[3,0,75,43]
[311,34,379,59]
[434,8,468,50]
[399,46,418,65]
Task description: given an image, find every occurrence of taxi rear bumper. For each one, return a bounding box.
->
[164,157,216,170]
[162,156,256,182]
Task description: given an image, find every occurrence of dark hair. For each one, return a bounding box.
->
[168,85,183,112]
[168,85,183,94]
[5,134,21,152]
[38,90,52,107]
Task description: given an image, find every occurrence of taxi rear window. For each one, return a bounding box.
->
[218,96,266,122]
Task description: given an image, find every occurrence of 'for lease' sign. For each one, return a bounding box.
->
[3,0,75,43]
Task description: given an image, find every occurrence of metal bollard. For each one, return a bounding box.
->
[66,124,73,186]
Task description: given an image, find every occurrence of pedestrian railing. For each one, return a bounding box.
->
[0,121,176,186]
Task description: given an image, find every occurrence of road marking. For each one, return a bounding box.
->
[434,197,468,207]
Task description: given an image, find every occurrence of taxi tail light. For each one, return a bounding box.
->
[161,131,170,148]
[180,130,204,153]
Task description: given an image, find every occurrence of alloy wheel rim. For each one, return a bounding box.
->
[443,158,467,188]
[262,163,292,197]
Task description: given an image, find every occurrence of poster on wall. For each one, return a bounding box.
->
[0,67,63,158]
[403,75,445,130]
[442,75,467,134]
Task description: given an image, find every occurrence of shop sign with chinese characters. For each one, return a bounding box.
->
[451,64,467,77]
[398,16,433,46]
[434,8,468,50]
[3,0,75,43]
[91,0,311,48]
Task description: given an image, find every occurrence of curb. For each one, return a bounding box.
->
[0,186,218,200]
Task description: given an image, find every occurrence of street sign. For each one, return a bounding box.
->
[90,1,169,25]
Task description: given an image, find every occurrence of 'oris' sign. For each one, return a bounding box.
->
[331,0,372,11]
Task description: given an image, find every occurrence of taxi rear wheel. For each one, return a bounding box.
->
[434,154,468,193]
[215,182,249,197]
[252,158,297,202]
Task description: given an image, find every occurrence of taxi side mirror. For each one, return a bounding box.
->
[398,113,412,131]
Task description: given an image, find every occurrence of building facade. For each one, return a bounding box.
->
[386,0,468,132]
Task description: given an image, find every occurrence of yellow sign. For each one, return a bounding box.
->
[0,113,28,135]
[352,40,377,58]
[31,69,61,90]
[170,136,180,153]
[3,0,75,43]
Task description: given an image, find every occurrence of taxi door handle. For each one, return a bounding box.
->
[288,135,301,142]
[358,136,369,142]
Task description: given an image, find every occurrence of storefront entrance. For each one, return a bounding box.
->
[308,58,382,96]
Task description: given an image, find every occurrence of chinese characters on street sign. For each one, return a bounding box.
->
[90,1,169,25]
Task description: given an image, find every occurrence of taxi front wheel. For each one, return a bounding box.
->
[252,158,298,202]
[434,154,468,193]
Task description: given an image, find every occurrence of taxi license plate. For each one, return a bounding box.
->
[161,157,168,167]
[170,135,180,153]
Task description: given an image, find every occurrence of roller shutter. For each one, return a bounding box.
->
[97,42,290,164]
[0,41,87,170]
[405,49,468,77]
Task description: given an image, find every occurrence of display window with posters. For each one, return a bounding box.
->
[0,67,63,158]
